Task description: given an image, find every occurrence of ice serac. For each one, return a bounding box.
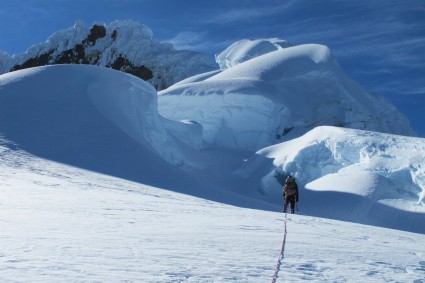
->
[0,20,216,90]
[158,42,415,151]
[236,126,425,233]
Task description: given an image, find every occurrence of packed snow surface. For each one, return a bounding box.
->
[159,43,414,151]
[1,147,424,282]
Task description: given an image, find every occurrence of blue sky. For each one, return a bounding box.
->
[1,0,424,136]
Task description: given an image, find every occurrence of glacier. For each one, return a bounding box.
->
[1,30,424,282]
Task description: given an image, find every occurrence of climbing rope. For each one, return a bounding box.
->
[271,212,288,283]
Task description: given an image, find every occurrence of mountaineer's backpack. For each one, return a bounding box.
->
[284,177,297,196]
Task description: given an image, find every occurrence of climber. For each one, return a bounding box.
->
[283,175,299,214]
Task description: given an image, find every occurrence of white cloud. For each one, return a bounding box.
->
[206,0,298,24]
[163,31,231,53]
[164,31,206,49]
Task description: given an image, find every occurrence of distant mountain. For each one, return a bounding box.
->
[0,20,216,90]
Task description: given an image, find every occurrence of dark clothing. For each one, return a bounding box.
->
[283,195,296,214]
[283,180,299,214]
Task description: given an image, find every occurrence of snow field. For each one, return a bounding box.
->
[282,216,425,282]
[1,150,424,282]
[0,150,281,282]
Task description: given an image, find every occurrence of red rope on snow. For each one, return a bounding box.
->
[271,212,288,283]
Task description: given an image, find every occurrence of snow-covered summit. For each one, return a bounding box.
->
[159,42,414,151]
[215,38,291,69]
[0,20,216,90]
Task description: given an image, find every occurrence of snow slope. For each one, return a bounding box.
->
[1,61,425,281]
[1,63,423,234]
[159,43,414,151]
[1,147,424,282]
[0,64,183,166]
[237,126,425,233]
[0,64,272,209]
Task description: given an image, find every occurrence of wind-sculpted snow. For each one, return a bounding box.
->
[0,64,274,207]
[0,65,187,186]
[237,126,425,233]
[159,43,414,151]
[215,38,291,69]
